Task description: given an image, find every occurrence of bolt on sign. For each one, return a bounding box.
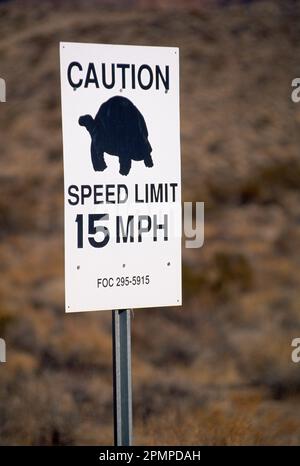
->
[60,42,181,312]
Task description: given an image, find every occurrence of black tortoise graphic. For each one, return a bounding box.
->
[79,96,153,176]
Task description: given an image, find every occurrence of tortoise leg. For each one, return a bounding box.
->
[119,156,132,176]
[144,152,153,168]
[91,142,107,171]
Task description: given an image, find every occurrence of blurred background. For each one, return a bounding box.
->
[1,0,300,445]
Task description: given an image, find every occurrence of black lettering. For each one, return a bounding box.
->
[88,214,109,248]
[153,214,168,241]
[68,185,79,206]
[116,216,134,243]
[131,64,136,89]
[102,63,115,89]
[170,183,178,202]
[94,185,104,204]
[135,184,143,203]
[118,185,128,204]
[116,64,130,89]
[156,65,169,91]
[84,63,99,88]
[106,184,115,204]
[150,183,163,203]
[67,62,83,89]
[138,215,152,242]
[138,65,153,90]
[81,185,92,204]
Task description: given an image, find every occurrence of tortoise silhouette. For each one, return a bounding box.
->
[79,96,153,176]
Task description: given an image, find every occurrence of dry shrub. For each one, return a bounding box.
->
[135,390,300,445]
[183,251,253,300]
[0,309,14,335]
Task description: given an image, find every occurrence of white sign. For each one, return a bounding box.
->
[60,42,181,312]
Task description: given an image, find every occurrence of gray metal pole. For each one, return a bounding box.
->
[112,309,133,446]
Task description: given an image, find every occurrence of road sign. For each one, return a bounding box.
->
[60,42,181,312]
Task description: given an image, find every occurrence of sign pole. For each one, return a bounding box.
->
[112,309,133,446]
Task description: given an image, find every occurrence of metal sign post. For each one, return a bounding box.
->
[112,309,133,446]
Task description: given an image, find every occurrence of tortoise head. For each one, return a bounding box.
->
[78,114,95,135]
